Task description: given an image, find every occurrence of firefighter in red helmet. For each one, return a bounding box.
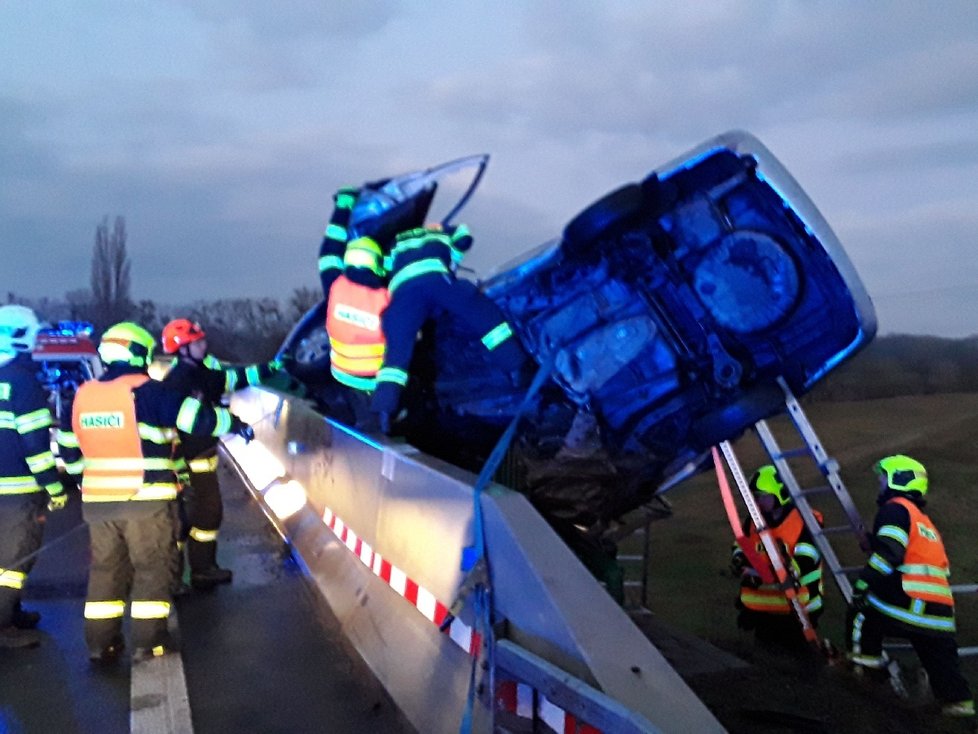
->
[160,318,283,589]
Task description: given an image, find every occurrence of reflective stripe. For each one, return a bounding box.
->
[899,563,949,578]
[331,368,376,392]
[214,409,232,435]
[16,408,52,433]
[62,459,84,475]
[189,527,219,543]
[0,569,26,590]
[867,592,956,632]
[0,411,15,429]
[878,524,909,547]
[903,580,954,600]
[81,483,179,501]
[189,456,219,473]
[131,600,171,619]
[389,259,449,293]
[55,429,80,448]
[329,338,385,358]
[83,457,177,471]
[481,322,513,351]
[25,451,56,473]
[319,253,345,273]
[176,398,203,431]
[868,553,894,575]
[85,600,126,620]
[138,423,178,444]
[375,366,409,387]
[0,477,41,493]
[244,364,261,385]
[330,350,384,374]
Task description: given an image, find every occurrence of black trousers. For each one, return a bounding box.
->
[184,467,223,573]
[0,493,45,628]
[372,275,527,415]
[84,500,177,651]
[848,606,972,704]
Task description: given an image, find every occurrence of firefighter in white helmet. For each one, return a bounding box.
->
[0,305,67,649]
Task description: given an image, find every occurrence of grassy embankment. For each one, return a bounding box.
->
[637,392,978,659]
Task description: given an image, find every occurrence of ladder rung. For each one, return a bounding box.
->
[818,525,859,536]
[838,566,863,576]
[773,446,811,460]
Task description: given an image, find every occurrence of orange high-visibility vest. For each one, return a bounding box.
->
[73,374,178,502]
[326,276,390,387]
[890,497,954,606]
[739,508,815,614]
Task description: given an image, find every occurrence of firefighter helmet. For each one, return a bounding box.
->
[161,319,206,354]
[99,322,156,368]
[749,465,790,506]
[874,454,928,496]
[0,304,42,356]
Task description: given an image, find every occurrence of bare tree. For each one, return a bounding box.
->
[91,215,132,327]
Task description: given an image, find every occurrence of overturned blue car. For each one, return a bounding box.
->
[284,131,876,533]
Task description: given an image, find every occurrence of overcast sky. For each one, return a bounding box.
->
[2,1,977,337]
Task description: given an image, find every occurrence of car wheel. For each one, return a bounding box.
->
[281,301,332,384]
[562,183,644,257]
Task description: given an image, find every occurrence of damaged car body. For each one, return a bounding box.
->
[283,131,876,552]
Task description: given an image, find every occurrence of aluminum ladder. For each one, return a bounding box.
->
[749,377,870,605]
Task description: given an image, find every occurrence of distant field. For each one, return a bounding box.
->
[637,392,978,658]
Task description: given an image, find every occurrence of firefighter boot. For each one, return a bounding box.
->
[191,566,233,590]
[0,625,41,649]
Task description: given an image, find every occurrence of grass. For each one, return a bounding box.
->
[633,392,978,670]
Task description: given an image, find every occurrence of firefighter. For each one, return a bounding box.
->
[323,236,390,430]
[57,322,253,663]
[847,455,974,719]
[731,465,824,651]
[370,224,529,432]
[318,185,360,296]
[0,305,67,649]
[160,318,281,589]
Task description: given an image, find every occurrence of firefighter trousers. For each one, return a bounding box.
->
[0,493,45,628]
[372,275,527,415]
[848,606,972,704]
[184,466,223,573]
[83,500,177,652]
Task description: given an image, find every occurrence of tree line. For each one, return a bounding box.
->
[8,215,320,362]
[8,215,974,394]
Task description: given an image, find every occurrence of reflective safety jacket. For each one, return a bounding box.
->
[386,225,472,294]
[318,186,359,297]
[326,275,390,391]
[735,507,824,616]
[58,364,242,503]
[859,495,956,634]
[163,353,278,471]
[0,354,64,499]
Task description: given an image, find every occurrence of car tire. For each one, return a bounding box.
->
[562,183,644,257]
[282,301,332,384]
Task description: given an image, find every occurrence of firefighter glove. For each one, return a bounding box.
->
[233,421,255,443]
[47,492,68,512]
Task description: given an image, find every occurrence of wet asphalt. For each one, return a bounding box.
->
[0,463,413,734]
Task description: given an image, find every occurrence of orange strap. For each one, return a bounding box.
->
[712,446,775,585]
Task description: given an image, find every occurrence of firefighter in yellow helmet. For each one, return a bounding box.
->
[847,455,974,719]
[730,465,824,651]
[57,322,254,663]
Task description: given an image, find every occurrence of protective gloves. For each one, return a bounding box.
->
[47,492,68,512]
[232,420,255,443]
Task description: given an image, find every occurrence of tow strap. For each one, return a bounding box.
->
[452,357,554,734]
[715,441,819,647]
[712,446,774,585]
